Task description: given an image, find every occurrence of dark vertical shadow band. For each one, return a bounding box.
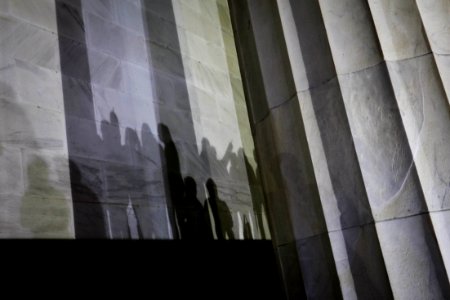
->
[56,0,108,238]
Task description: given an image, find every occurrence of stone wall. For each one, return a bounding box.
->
[0,0,268,241]
[0,0,73,238]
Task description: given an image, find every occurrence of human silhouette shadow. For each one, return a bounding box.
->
[101,111,131,239]
[158,123,184,239]
[200,138,230,179]
[124,127,145,239]
[243,214,253,240]
[70,159,107,239]
[244,151,268,239]
[204,178,235,240]
[175,176,209,240]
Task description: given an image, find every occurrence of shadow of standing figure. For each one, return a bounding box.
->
[244,152,268,239]
[70,160,107,239]
[205,178,235,240]
[243,214,253,240]
[176,176,208,240]
[158,123,184,239]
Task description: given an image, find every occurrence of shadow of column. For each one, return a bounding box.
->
[141,1,201,239]
[56,0,108,238]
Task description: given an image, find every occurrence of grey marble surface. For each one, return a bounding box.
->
[247,0,296,112]
[368,0,430,61]
[339,64,428,221]
[295,233,342,300]
[416,0,450,55]
[319,0,383,74]
[387,55,450,212]
[376,214,450,299]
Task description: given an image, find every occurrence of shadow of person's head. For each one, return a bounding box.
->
[69,159,82,183]
[184,176,197,199]
[201,138,210,150]
[101,111,122,147]
[158,123,172,145]
[206,178,218,199]
[125,127,140,149]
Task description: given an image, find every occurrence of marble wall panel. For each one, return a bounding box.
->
[172,2,222,46]
[85,11,147,65]
[114,0,144,35]
[0,194,34,238]
[9,0,58,33]
[146,42,185,80]
[58,36,92,82]
[86,48,123,90]
[0,98,67,151]
[120,61,152,98]
[0,15,60,71]
[14,60,64,112]
[142,0,182,26]
[182,57,233,101]
[151,70,190,110]
[179,30,228,73]
[55,0,86,44]
[0,1,74,238]
[20,151,73,238]
[143,8,182,51]
[0,145,24,197]
[82,0,116,23]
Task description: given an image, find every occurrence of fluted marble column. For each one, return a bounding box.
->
[231,0,450,298]
[318,0,449,298]
[230,0,342,298]
[415,0,450,102]
[276,0,392,299]
[368,0,450,281]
